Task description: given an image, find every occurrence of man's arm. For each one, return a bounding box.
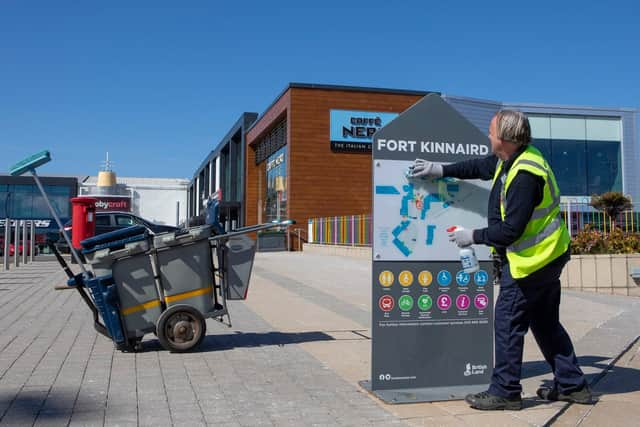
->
[472,171,544,247]
[442,155,499,180]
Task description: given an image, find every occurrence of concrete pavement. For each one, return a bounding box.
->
[0,252,638,426]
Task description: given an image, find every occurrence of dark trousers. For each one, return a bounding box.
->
[489,253,587,399]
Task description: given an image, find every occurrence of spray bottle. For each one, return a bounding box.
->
[446,225,480,273]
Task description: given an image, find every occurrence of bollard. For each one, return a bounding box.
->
[22,220,28,265]
[3,219,9,270]
[29,221,35,262]
[14,219,20,267]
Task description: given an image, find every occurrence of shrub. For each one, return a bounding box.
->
[571,225,640,255]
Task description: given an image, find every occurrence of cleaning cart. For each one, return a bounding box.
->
[10,151,295,352]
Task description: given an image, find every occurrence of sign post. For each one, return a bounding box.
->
[363,94,495,403]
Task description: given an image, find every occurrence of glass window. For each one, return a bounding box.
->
[550,116,586,140]
[586,118,620,141]
[235,140,242,201]
[531,138,552,162]
[552,139,587,196]
[586,141,622,194]
[96,215,110,226]
[222,147,231,201]
[529,116,551,139]
[115,215,135,226]
[264,146,287,222]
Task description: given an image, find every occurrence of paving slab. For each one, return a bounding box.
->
[0,255,638,426]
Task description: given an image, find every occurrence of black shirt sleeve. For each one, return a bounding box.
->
[442,155,499,181]
[472,170,545,247]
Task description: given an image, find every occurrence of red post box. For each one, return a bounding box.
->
[70,197,97,249]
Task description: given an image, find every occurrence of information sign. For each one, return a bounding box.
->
[366,94,495,403]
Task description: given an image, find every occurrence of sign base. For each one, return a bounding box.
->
[359,380,490,404]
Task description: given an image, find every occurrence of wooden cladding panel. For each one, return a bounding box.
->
[244,86,424,230]
[245,92,290,227]
[287,88,422,228]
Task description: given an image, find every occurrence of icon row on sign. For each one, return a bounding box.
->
[378,293,489,312]
[379,270,489,287]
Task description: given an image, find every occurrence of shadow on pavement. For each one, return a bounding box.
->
[0,390,72,424]
[142,330,335,353]
[522,355,640,400]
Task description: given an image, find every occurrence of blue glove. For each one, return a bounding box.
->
[448,228,475,247]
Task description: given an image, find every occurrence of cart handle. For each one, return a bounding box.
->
[208,219,296,242]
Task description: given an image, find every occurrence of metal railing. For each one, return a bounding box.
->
[290,228,308,251]
[561,202,639,235]
[308,205,640,248]
[308,214,372,247]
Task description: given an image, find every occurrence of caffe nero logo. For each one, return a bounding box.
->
[343,116,383,139]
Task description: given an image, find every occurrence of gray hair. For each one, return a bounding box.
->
[495,110,531,146]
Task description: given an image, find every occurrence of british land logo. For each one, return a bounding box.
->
[463,363,488,376]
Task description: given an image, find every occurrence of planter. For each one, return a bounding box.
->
[257,231,287,252]
[562,254,640,297]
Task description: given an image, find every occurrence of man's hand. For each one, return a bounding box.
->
[410,159,443,179]
[448,228,475,247]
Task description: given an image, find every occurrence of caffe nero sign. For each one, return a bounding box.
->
[330,110,398,152]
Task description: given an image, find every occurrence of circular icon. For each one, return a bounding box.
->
[379,295,395,312]
[456,271,471,286]
[456,294,471,310]
[417,295,433,311]
[437,294,452,310]
[474,293,489,310]
[418,270,433,286]
[474,270,489,286]
[437,270,452,286]
[398,295,414,311]
[379,270,394,287]
[399,270,414,287]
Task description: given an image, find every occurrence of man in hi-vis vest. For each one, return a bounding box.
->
[411,110,592,411]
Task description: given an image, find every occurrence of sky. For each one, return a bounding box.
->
[1,0,638,180]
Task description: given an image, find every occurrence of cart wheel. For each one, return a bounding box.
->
[156,305,206,352]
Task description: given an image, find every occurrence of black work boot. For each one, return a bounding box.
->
[465,390,523,410]
[536,384,594,404]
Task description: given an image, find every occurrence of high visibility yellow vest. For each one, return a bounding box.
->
[492,145,570,279]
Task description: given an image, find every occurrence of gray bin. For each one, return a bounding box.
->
[153,226,215,314]
[110,239,162,338]
[84,248,115,277]
[225,235,256,300]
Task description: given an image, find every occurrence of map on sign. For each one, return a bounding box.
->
[374,159,492,261]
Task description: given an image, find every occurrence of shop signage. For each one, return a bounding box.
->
[0,219,54,228]
[365,94,494,403]
[94,197,132,212]
[266,152,285,172]
[330,110,398,152]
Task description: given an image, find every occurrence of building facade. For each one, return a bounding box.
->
[0,175,78,251]
[80,174,189,227]
[186,83,638,243]
[187,112,257,228]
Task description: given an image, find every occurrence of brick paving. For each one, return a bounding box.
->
[1,255,639,427]
[0,261,402,427]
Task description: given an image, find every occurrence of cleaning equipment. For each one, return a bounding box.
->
[446,225,480,273]
[10,151,295,353]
